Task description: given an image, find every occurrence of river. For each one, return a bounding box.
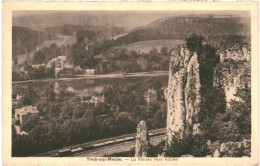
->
[12,71,169,97]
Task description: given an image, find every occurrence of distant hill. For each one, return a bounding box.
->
[13,11,179,31]
[114,15,250,45]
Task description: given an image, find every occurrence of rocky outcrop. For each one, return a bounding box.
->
[214,60,250,107]
[219,140,251,157]
[184,52,201,135]
[166,45,201,146]
[135,121,150,157]
[208,139,251,157]
[218,45,251,63]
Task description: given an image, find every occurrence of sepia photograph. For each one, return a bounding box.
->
[2,1,259,166]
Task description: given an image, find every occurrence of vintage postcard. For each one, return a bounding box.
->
[2,1,259,166]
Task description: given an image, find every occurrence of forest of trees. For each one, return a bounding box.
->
[12,78,167,156]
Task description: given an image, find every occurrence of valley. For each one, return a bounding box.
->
[11,11,251,158]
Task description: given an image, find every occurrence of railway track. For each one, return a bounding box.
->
[33,128,166,157]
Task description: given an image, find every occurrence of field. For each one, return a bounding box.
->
[117,39,184,54]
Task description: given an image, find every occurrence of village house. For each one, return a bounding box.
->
[64,62,74,69]
[15,93,23,100]
[85,69,95,75]
[89,95,105,107]
[14,105,39,124]
[144,88,157,103]
[47,56,67,68]
[54,82,60,94]
[12,93,23,107]
[18,66,28,75]
[55,67,62,77]
[32,64,46,69]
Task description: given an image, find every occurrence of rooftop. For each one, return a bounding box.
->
[145,88,157,95]
[15,105,39,116]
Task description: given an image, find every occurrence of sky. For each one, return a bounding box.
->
[13,10,250,31]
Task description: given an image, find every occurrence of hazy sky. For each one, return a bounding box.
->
[13,10,250,31]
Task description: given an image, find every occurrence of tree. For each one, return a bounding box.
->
[165,133,209,157]
[186,34,204,52]
[199,86,226,141]
[229,85,251,138]
[33,51,45,64]
[116,112,135,134]
[101,117,114,137]
[20,85,37,106]
[146,103,160,118]
[13,57,18,65]
[152,105,167,128]
[198,44,219,87]
[21,115,40,133]
[46,84,55,102]
[12,135,37,156]
[12,71,23,82]
[161,47,168,55]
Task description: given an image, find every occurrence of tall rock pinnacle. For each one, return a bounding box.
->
[135,121,150,157]
[166,45,201,146]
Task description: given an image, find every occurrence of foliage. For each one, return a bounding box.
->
[18,85,38,106]
[104,147,135,157]
[147,140,165,157]
[12,77,167,156]
[116,112,135,134]
[12,26,42,56]
[228,85,251,139]
[199,86,226,125]
[21,115,40,132]
[186,34,204,52]
[12,71,23,81]
[33,51,46,64]
[165,134,209,157]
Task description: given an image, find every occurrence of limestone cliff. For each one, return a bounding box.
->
[218,45,251,63]
[166,45,201,146]
[135,121,150,157]
[214,60,250,107]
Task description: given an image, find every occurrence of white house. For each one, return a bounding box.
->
[14,106,39,124]
[85,69,95,75]
[144,88,157,103]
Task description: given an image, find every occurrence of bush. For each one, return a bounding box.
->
[186,34,204,52]
[104,147,135,157]
[165,134,209,157]
[147,140,165,157]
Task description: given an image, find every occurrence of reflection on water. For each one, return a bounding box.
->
[13,75,169,97]
[66,85,104,97]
